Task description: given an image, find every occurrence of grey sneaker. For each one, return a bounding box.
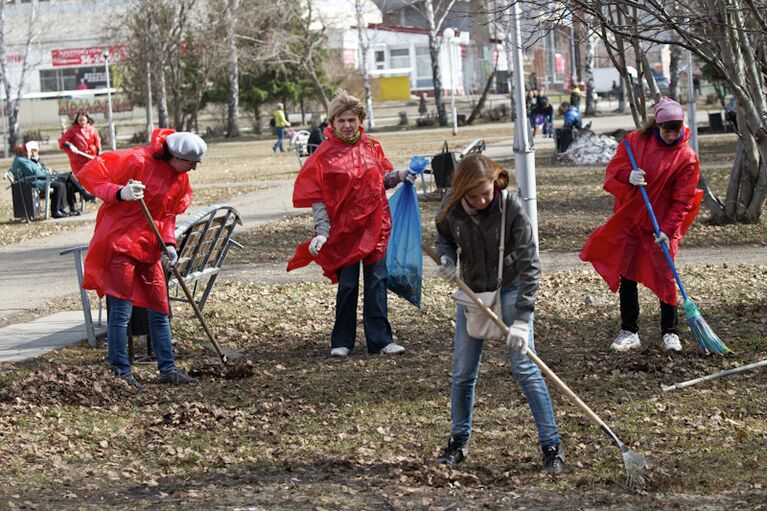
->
[663,333,682,352]
[159,368,199,385]
[116,372,144,391]
[610,330,641,352]
[381,343,405,355]
[330,347,350,357]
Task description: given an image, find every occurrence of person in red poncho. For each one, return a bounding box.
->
[580,98,702,353]
[60,110,102,172]
[76,129,206,389]
[288,90,415,357]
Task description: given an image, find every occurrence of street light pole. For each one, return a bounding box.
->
[444,27,458,136]
[103,49,117,151]
[509,1,539,252]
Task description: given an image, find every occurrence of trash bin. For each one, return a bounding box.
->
[555,127,574,153]
[430,141,459,189]
[708,112,724,133]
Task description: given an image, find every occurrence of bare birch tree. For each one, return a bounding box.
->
[224,0,240,137]
[416,0,458,127]
[0,0,41,152]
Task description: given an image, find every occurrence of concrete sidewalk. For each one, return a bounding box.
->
[0,311,105,363]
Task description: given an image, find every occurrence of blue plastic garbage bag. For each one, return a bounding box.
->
[386,156,428,307]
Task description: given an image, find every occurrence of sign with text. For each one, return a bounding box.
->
[58,97,135,118]
[52,45,129,67]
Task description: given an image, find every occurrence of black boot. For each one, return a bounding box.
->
[436,436,467,466]
[542,443,565,474]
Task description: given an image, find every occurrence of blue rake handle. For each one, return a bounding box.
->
[622,140,690,302]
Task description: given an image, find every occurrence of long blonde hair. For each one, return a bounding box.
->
[437,154,510,221]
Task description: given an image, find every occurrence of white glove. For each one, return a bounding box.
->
[397,169,418,184]
[309,234,327,256]
[654,231,669,246]
[161,245,178,271]
[628,169,647,186]
[119,181,145,201]
[506,320,529,355]
[436,255,457,280]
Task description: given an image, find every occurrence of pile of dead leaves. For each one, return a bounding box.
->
[0,365,137,407]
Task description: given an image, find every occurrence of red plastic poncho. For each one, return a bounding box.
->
[59,123,102,172]
[580,129,703,306]
[287,126,393,282]
[75,129,192,315]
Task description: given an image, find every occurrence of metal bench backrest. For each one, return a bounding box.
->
[167,204,243,311]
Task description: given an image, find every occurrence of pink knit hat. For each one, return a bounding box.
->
[654,98,684,124]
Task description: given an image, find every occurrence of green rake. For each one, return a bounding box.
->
[623,140,732,356]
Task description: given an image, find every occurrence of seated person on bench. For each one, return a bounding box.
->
[26,141,96,215]
[11,142,70,218]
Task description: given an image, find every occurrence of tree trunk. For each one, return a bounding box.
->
[669,43,682,101]
[466,64,496,125]
[225,0,240,138]
[356,0,375,129]
[423,0,447,127]
[428,31,448,126]
[584,30,596,116]
[155,59,169,129]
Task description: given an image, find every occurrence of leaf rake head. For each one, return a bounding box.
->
[683,299,733,356]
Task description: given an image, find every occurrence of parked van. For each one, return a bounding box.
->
[591,66,639,97]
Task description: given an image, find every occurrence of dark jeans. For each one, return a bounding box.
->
[331,257,393,353]
[107,295,176,375]
[58,172,89,210]
[273,127,286,152]
[619,277,678,335]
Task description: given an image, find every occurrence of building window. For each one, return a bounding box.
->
[389,48,409,69]
[39,66,106,92]
[374,50,385,70]
[415,46,433,88]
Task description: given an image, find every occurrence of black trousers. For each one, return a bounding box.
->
[57,172,89,210]
[619,276,678,335]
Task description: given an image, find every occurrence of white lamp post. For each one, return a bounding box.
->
[443,27,458,136]
[103,49,117,151]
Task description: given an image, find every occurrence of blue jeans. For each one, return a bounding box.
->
[331,257,393,353]
[107,296,176,375]
[449,284,560,448]
[273,127,286,152]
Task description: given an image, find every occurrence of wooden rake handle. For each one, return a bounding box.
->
[422,242,609,430]
[136,195,229,364]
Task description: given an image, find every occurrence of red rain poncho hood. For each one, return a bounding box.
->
[288,126,393,281]
[75,129,192,314]
[580,128,703,305]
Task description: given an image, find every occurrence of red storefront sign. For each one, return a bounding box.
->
[51,45,129,67]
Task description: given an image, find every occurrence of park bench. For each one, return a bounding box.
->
[4,169,52,221]
[60,204,243,351]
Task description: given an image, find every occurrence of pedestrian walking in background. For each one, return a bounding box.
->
[59,110,102,172]
[580,98,703,353]
[418,92,428,117]
[432,153,565,474]
[288,90,414,358]
[272,102,291,153]
[75,129,207,389]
